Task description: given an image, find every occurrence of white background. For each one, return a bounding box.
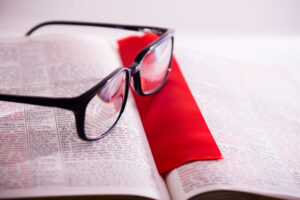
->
[0,0,300,35]
[0,0,299,65]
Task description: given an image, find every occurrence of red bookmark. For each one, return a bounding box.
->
[118,34,222,173]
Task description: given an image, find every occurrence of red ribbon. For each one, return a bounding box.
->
[118,33,222,173]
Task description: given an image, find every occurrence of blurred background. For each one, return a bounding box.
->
[0,0,299,36]
[0,0,299,65]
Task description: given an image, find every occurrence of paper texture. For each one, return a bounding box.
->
[0,35,169,199]
[2,34,299,200]
[166,48,300,200]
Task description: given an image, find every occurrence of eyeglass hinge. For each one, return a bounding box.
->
[139,28,163,35]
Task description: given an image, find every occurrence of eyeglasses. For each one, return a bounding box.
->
[0,21,174,141]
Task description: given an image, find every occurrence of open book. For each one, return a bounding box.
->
[0,35,299,200]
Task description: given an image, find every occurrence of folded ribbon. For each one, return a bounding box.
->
[118,34,222,173]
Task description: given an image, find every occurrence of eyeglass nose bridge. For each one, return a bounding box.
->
[127,62,144,96]
[128,62,140,74]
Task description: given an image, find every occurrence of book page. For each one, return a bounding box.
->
[165,47,300,200]
[0,35,169,199]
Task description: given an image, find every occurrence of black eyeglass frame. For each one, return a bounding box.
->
[0,21,174,141]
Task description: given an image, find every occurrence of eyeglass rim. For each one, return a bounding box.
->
[76,36,174,140]
[0,20,174,141]
[76,68,131,141]
[131,36,174,96]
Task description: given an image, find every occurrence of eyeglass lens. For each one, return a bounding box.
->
[84,70,127,140]
[140,37,172,93]
[84,36,172,139]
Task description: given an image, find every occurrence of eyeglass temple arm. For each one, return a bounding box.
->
[0,94,79,111]
[25,21,168,36]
